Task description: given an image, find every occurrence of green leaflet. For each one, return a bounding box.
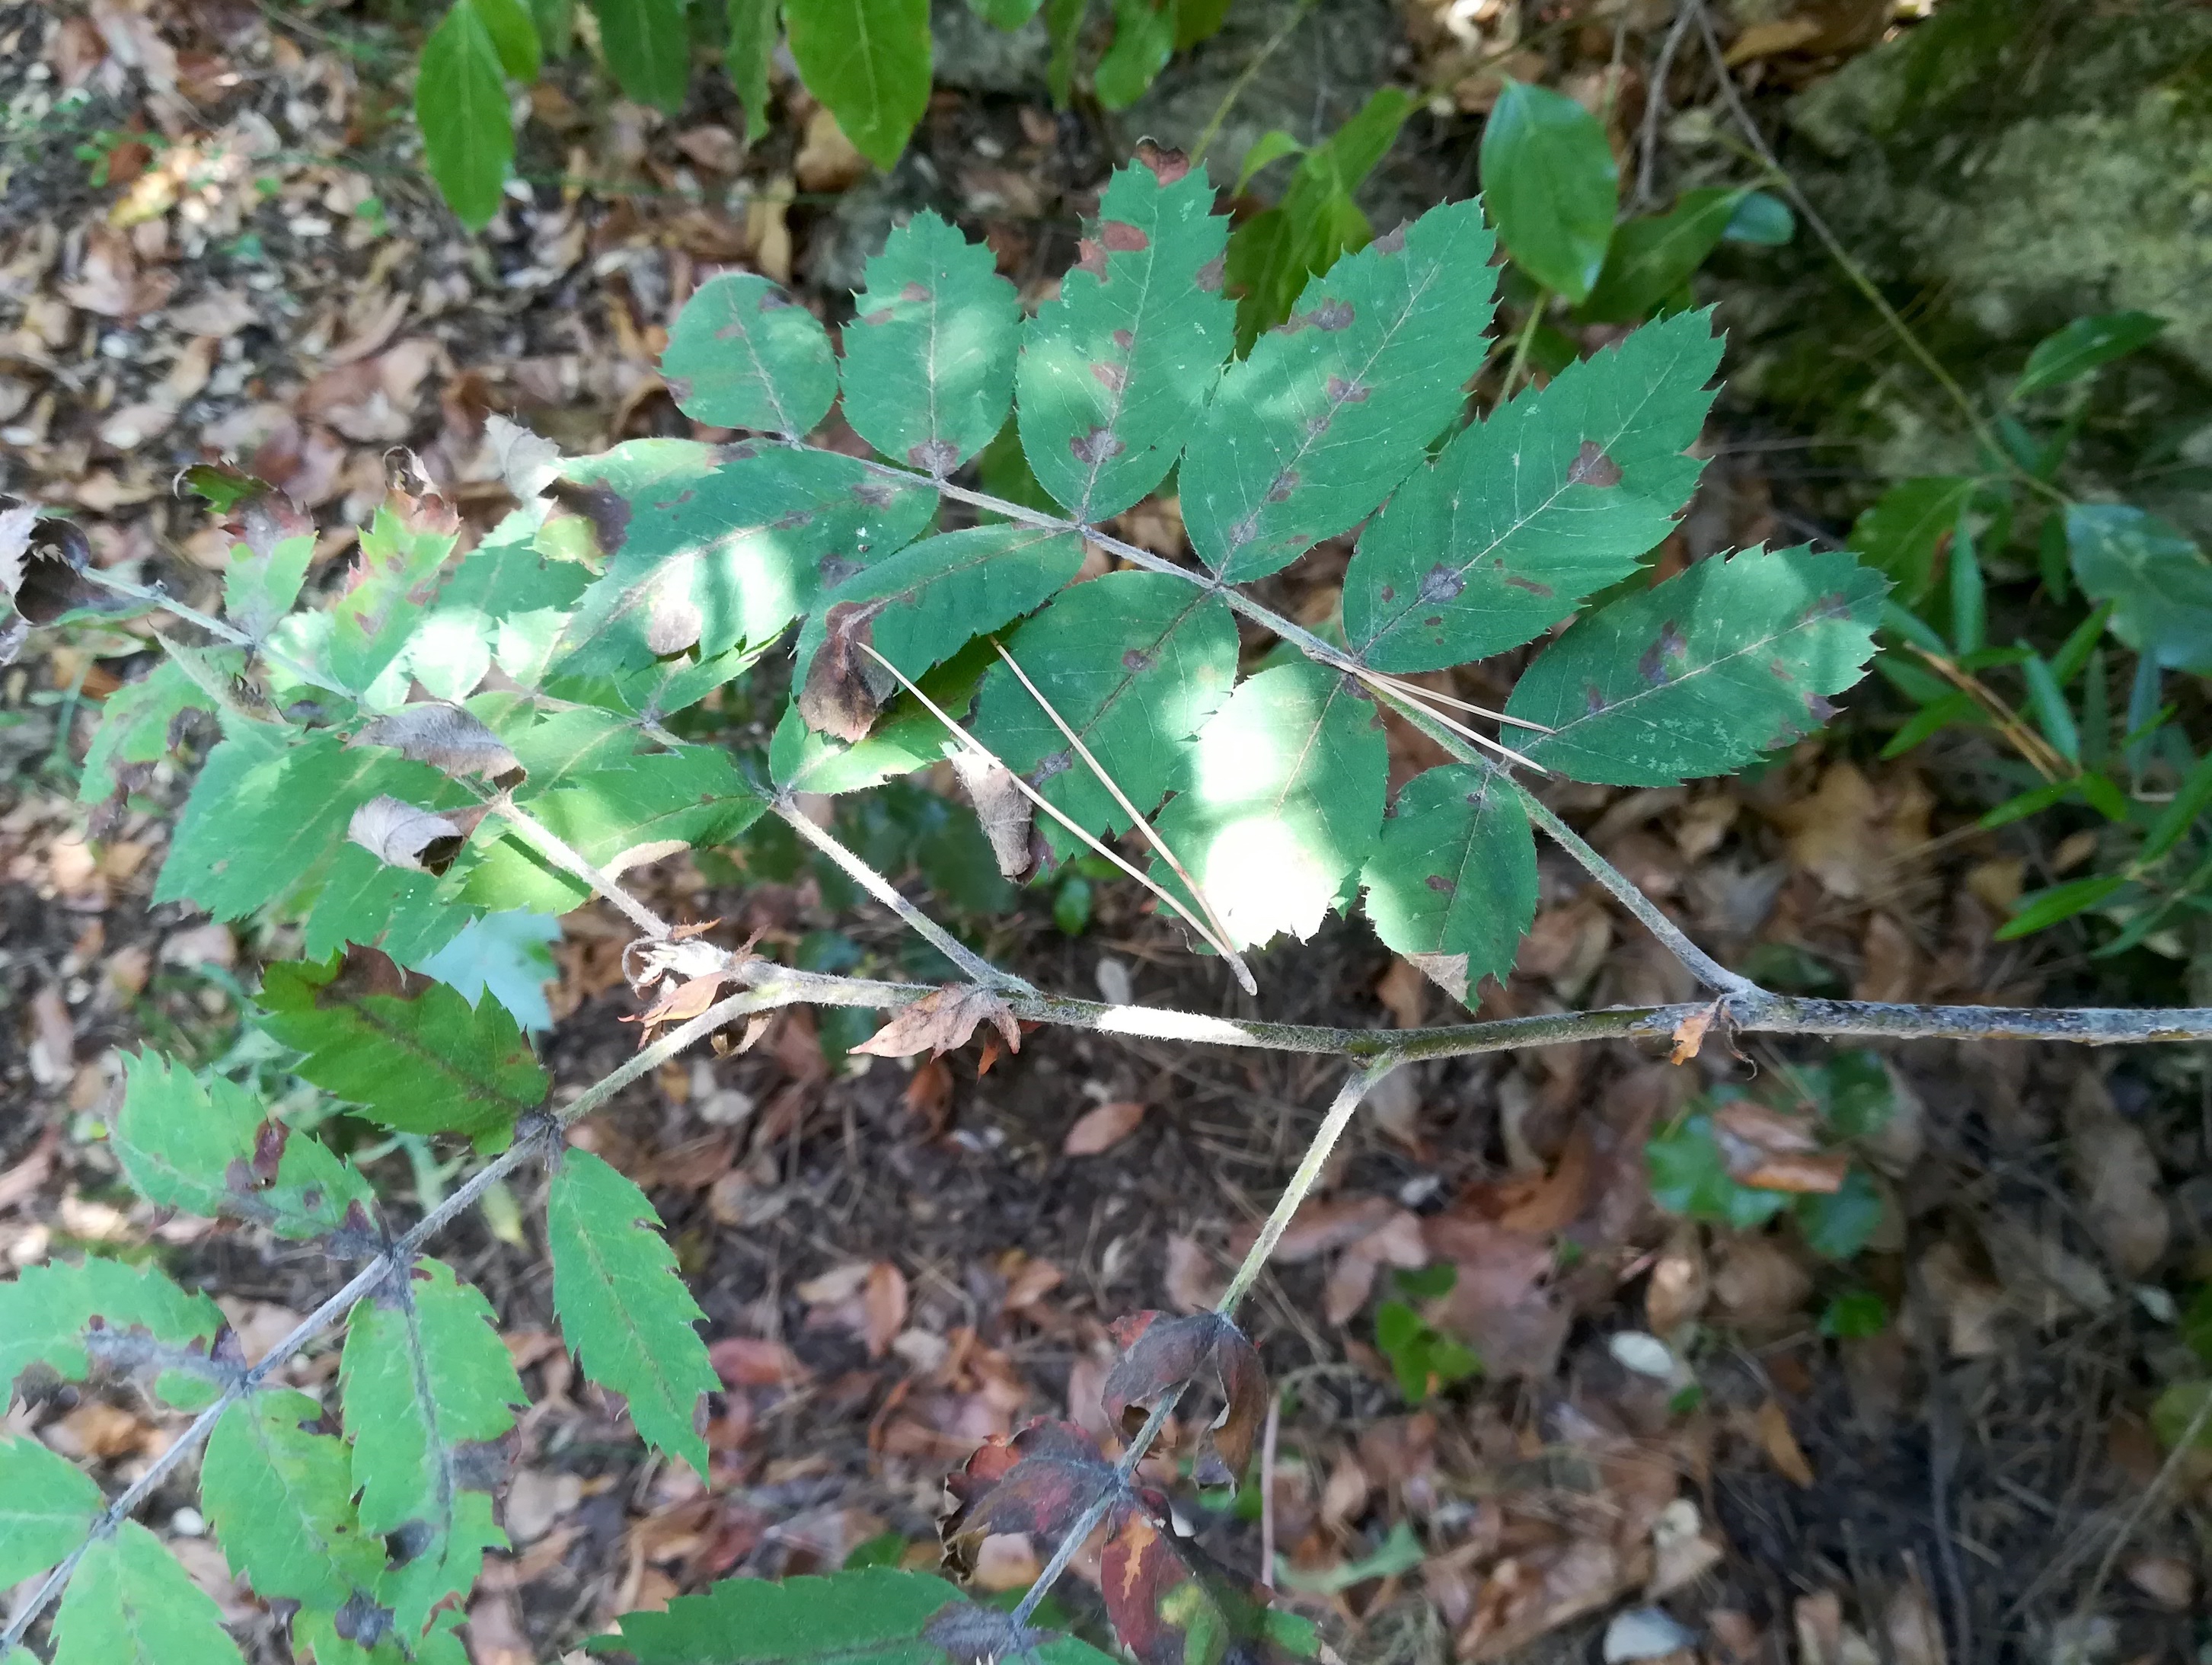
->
[793,524,1083,733]
[1344,308,1722,672]
[662,273,839,436]
[0,1256,228,1411]
[340,1258,525,1641]
[588,1567,1119,1663]
[476,0,542,78]
[113,1051,376,1244]
[156,728,469,925]
[0,1436,102,1589]
[203,1389,382,1609]
[50,1521,246,1665]
[1847,475,1976,609]
[550,441,937,680]
[1094,0,1173,108]
[2067,503,2212,675]
[785,0,930,169]
[1579,188,1742,324]
[2015,309,2165,398]
[417,1,512,232]
[303,844,476,966]
[1478,79,1618,302]
[841,213,1020,475]
[79,656,221,806]
[968,571,1240,852]
[1358,765,1537,1005]
[586,0,690,111]
[455,744,765,914]
[293,1608,468,1665]
[727,0,778,141]
[321,501,463,698]
[255,954,550,1150]
[1506,545,1885,786]
[1017,156,1234,521]
[1150,658,1389,949]
[547,1151,720,1476]
[771,641,995,795]
[222,533,316,644]
[404,500,592,696]
[1181,197,1498,582]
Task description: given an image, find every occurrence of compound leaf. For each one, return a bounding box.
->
[550,441,937,680]
[1479,78,1618,302]
[1150,658,1388,949]
[1359,765,1537,1005]
[547,1151,720,1477]
[941,1420,1125,1575]
[0,1436,101,1589]
[1018,152,1234,521]
[0,1256,228,1411]
[113,1051,376,1245]
[255,950,549,1150]
[662,274,838,436]
[794,524,1082,740]
[417,0,513,232]
[1345,308,1721,672]
[785,0,930,170]
[316,500,464,698]
[968,570,1240,854]
[1506,545,1885,785]
[587,0,690,111]
[203,1389,382,1609]
[841,213,1020,475]
[340,1258,524,1641]
[50,1520,246,1665]
[1181,197,1498,581]
[79,657,220,808]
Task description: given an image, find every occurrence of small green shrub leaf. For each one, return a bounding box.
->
[1359,765,1537,1005]
[1795,1167,1882,1260]
[548,1151,720,1476]
[551,442,936,679]
[969,571,1240,852]
[0,1436,102,1589]
[79,657,219,808]
[341,1258,525,1641]
[1506,546,1885,785]
[587,0,690,111]
[317,501,464,697]
[786,0,930,169]
[1018,154,1234,520]
[1847,475,1975,609]
[1345,308,1720,672]
[1094,0,1173,107]
[113,1051,375,1244]
[0,1257,229,1411]
[203,1390,382,1608]
[1646,1114,1789,1229]
[1151,659,1388,948]
[417,2,513,232]
[222,532,316,644]
[476,0,543,78]
[2014,309,2165,398]
[1183,197,1498,581]
[841,213,1020,475]
[662,273,838,435]
[1579,188,1741,324]
[2066,503,2212,675]
[51,1521,246,1665]
[795,525,1083,739]
[1478,79,1618,302]
[727,0,779,139]
[255,951,550,1149]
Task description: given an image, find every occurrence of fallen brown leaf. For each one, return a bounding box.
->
[1755,1398,1814,1488]
[1062,1099,1147,1156]
[852,984,1021,1062]
[862,1261,908,1360]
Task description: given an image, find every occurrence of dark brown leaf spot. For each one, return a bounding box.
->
[1504,573,1555,597]
[899,281,930,303]
[1567,439,1623,487]
[1310,298,1355,331]
[1193,252,1225,292]
[798,599,889,742]
[860,306,895,326]
[1033,749,1074,783]
[1379,584,1396,602]
[547,479,630,555]
[851,479,899,507]
[1304,411,1333,437]
[1224,510,1262,550]
[250,1120,289,1185]
[1373,221,1409,254]
[1122,647,1156,673]
[1799,590,1854,623]
[816,552,864,586]
[1419,563,1464,603]
[1070,425,1126,465]
[1585,682,1608,715]
[1325,374,1371,405]
[1111,327,1135,350]
[1134,139,1191,184]
[1075,238,1108,280]
[1639,621,1688,686]
[1425,873,1456,894]
[1100,220,1148,253]
[1266,469,1298,503]
[908,439,960,477]
[1090,360,1128,393]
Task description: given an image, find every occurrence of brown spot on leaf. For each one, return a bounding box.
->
[860,306,894,326]
[851,479,898,507]
[1070,425,1126,465]
[899,281,930,303]
[1090,360,1128,393]
[1567,439,1623,487]
[1639,621,1688,685]
[1075,238,1108,280]
[1309,298,1355,331]
[772,509,813,531]
[1266,469,1298,503]
[1373,222,1409,254]
[1194,252,1225,292]
[1425,873,1456,893]
[1325,374,1371,404]
[546,479,630,556]
[1379,584,1396,602]
[816,552,864,586]
[799,599,890,742]
[1799,590,1853,623]
[1585,682,1608,714]
[1419,563,1464,602]
[1504,573,1554,597]
[1134,139,1192,184]
[250,1120,288,1185]
[908,438,960,476]
[1122,647,1156,673]
[1100,220,1148,253]
[1111,327,1135,350]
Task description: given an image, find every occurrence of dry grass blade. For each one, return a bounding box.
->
[1354,669,1548,774]
[1361,669,1554,734]
[991,639,1257,996]
[854,641,1250,974]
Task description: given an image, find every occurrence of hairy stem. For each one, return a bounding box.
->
[490,792,674,941]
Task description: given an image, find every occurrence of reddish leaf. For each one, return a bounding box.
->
[940,1417,1128,1577]
[1062,1099,1148,1156]
[1103,1310,1267,1487]
[1100,1509,1315,1665]
[854,984,1022,1061]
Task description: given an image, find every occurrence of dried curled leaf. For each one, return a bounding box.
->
[2,512,117,624]
[796,598,895,742]
[946,748,1036,882]
[1668,999,1721,1066]
[353,701,524,785]
[853,983,1022,1061]
[347,795,470,873]
[1712,1101,1847,1194]
[939,1417,1128,1577]
[484,412,562,501]
[1103,1309,1268,1486]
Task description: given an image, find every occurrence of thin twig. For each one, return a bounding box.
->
[490,791,674,940]
[854,640,1250,970]
[2074,1382,2212,1623]
[0,980,802,1654]
[1352,667,1547,773]
[1633,2,1700,212]
[991,639,1257,995]
[1258,1392,1282,1588]
[1499,292,1550,401]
